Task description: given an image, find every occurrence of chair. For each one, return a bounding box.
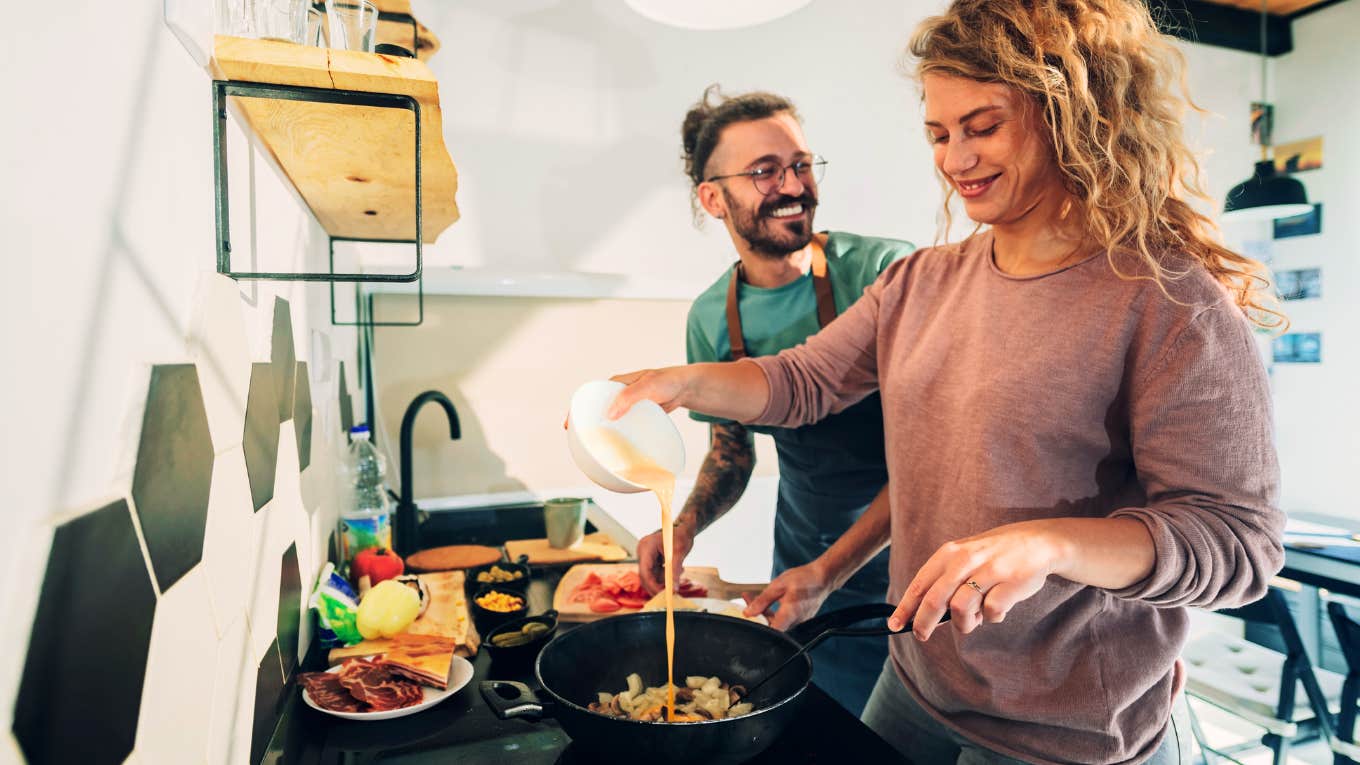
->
[1182,582,1344,764]
[1325,598,1360,765]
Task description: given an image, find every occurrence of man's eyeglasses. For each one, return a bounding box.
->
[706,155,828,196]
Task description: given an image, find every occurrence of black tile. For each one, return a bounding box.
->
[251,639,286,765]
[271,298,296,423]
[327,530,339,566]
[277,543,302,680]
[13,500,157,765]
[294,361,312,471]
[130,364,214,591]
[244,362,280,512]
[338,360,354,436]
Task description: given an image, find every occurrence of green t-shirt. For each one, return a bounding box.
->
[685,231,915,427]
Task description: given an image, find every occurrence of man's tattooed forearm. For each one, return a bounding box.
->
[680,423,755,533]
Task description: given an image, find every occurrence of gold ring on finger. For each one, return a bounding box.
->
[965,579,984,594]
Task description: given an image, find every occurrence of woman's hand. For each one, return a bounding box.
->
[888,520,1071,640]
[742,561,833,631]
[606,367,693,419]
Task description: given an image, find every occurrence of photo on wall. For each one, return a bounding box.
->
[1275,268,1322,301]
[1273,135,1323,174]
[1274,203,1323,239]
[1272,332,1322,364]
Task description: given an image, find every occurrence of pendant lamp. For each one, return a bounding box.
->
[623,0,812,31]
[1222,0,1310,222]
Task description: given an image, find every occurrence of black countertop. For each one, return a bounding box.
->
[288,566,911,764]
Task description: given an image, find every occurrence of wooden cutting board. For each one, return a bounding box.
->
[552,563,768,622]
[405,544,502,572]
[504,532,629,566]
[326,570,480,665]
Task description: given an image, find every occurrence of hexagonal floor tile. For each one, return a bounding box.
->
[203,447,258,636]
[244,363,280,512]
[294,361,313,471]
[13,500,156,765]
[134,567,218,763]
[251,640,286,765]
[131,364,214,592]
[277,543,302,680]
[338,360,355,435]
[271,298,296,424]
[188,273,251,453]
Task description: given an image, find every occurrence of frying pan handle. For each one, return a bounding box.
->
[787,603,898,645]
[480,680,549,720]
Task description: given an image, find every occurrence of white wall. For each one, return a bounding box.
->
[4,2,359,762]
[411,0,948,292]
[1260,1,1360,520]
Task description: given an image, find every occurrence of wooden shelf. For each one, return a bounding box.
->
[373,0,441,60]
[210,34,459,243]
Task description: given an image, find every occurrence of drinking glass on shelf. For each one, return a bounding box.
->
[216,0,258,37]
[326,0,379,52]
[306,6,328,47]
[256,0,309,43]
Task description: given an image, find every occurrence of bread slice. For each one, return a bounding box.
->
[380,633,458,689]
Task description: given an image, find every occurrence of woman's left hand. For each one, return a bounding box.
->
[888,520,1071,640]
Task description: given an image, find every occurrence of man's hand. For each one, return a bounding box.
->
[743,561,832,631]
[636,524,696,595]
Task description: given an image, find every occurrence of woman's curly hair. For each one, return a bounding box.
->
[908,0,1285,330]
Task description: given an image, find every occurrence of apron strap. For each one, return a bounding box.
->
[726,235,835,361]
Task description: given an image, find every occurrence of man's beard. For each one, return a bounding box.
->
[724,188,819,259]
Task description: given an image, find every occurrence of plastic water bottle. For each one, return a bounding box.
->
[340,424,392,566]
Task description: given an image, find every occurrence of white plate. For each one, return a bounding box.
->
[301,654,474,721]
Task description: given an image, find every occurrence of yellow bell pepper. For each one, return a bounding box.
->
[356,579,421,639]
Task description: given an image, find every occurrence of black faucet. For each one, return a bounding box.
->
[395,390,461,555]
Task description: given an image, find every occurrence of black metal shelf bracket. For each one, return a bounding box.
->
[329,237,424,327]
[212,79,423,285]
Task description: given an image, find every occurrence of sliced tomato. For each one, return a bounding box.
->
[615,594,648,609]
[589,597,622,613]
[677,579,708,597]
[581,572,602,587]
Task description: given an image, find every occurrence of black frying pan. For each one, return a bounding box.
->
[480,603,908,765]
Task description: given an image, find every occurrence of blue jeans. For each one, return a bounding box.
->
[861,660,1193,764]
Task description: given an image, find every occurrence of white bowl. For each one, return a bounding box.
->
[567,380,685,493]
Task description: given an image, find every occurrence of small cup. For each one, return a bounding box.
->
[543,498,587,549]
[256,0,309,43]
[326,0,378,52]
[306,6,328,46]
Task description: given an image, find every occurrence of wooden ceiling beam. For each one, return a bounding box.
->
[1147,0,1293,55]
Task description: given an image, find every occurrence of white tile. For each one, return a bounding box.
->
[309,330,332,382]
[203,448,257,638]
[244,510,280,663]
[3,731,26,765]
[135,567,217,765]
[206,618,249,765]
[188,273,252,455]
[0,522,54,731]
[228,629,262,765]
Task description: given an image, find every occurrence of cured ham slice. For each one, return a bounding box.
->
[298,671,369,713]
[337,658,424,711]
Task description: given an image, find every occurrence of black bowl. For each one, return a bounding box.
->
[471,585,529,633]
[466,559,531,593]
[484,609,558,666]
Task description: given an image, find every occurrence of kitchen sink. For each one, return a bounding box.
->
[414,502,598,549]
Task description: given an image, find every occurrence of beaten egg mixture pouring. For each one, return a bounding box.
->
[585,425,689,720]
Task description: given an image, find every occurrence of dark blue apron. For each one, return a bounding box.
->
[726,238,892,717]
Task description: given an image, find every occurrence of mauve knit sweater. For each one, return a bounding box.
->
[747,230,1284,764]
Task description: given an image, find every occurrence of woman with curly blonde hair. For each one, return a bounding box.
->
[606,1,1284,761]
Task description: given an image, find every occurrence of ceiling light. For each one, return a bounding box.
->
[623,0,813,30]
